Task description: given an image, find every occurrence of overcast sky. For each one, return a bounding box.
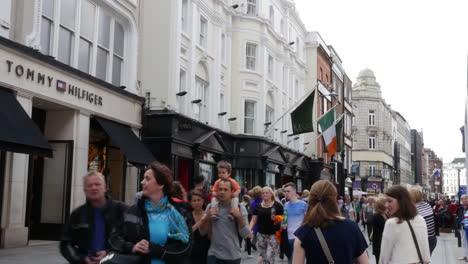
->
[295,0,467,163]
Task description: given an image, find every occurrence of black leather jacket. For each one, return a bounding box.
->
[59,198,128,264]
[108,196,192,264]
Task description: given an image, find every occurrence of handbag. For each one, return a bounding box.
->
[407,220,424,264]
[99,252,143,264]
[314,227,335,264]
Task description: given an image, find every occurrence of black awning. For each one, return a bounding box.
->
[95,117,155,167]
[0,88,52,157]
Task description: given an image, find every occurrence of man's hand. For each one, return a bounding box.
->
[281,224,288,230]
[230,206,242,219]
[91,251,106,261]
[132,239,150,254]
[208,207,218,218]
[84,257,98,264]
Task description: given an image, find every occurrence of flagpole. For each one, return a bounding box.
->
[264,85,317,135]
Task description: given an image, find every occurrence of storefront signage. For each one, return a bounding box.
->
[5,60,103,106]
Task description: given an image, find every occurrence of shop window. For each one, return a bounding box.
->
[88,119,126,201]
[40,0,126,85]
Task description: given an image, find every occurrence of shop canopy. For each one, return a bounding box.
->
[0,88,53,157]
[94,117,155,167]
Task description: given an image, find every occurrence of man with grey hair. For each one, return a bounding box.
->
[60,171,128,264]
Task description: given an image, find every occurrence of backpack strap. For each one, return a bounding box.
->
[314,227,335,264]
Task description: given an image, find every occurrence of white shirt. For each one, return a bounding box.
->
[379,215,430,264]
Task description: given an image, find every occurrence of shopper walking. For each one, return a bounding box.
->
[292,180,368,264]
[282,182,307,264]
[341,195,356,221]
[457,194,468,261]
[109,162,191,264]
[379,185,430,264]
[408,187,437,255]
[362,196,374,239]
[199,179,251,263]
[250,186,284,264]
[187,190,210,264]
[371,195,388,264]
[250,186,263,250]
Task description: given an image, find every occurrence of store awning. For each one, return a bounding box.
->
[94,117,155,167]
[0,88,52,157]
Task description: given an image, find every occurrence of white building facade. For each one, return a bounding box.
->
[0,0,151,248]
[443,159,466,199]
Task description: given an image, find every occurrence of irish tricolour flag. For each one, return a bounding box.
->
[318,108,337,156]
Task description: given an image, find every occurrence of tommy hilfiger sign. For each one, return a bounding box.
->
[5,60,103,106]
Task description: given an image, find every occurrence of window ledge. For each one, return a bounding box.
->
[239,69,262,77]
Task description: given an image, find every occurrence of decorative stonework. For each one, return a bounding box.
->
[25,0,42,50]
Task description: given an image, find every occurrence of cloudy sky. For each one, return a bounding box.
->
[295,0,467,163]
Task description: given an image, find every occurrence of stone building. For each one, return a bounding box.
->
[351,69,395,193]
[393,111,412,185]
[442,158,465,200]
[0,0,152,247]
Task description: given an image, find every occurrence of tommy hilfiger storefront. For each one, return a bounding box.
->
[143,110,319,192]
[0,37,153,247]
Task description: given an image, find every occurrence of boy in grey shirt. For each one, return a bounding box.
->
[200,179,251,263]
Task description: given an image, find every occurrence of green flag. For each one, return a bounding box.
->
[290,90,315,135]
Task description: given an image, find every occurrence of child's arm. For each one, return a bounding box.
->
[232,189,241,198]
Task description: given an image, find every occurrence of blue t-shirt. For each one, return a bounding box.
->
[284,200,308,240]
[90,207,106,256]
[294,219,367,264]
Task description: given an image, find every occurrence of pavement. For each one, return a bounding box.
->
[0,231,463,263]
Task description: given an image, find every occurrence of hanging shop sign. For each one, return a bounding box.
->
[5,60,103,106]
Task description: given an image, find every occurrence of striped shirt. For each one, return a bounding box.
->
[416,202,436,237]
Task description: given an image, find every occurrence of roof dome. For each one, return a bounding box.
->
[357,68,375,79]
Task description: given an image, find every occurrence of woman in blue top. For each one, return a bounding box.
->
[110,162,191,264]
[293,180,369,264]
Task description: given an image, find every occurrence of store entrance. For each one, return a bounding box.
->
[27,141,73,240]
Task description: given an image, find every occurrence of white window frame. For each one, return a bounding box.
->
[178,69,186,114]
[269,6,275,27]
[218,92,225,129]
[195,76,209,123]
[199,16,207,48]
[369,165,376,176]
[221,33,226,65]
[267,54,274,80]
[181,0,188,33]
[295,79,299,100]
[247,0,257,15]
[265,105,274,123]
[369,110,375,126]
[40,0,126,85]
[245,42,257,70]
[244,99,256,134]
[369,134,376,150]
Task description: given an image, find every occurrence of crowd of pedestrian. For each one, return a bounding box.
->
[60,159,466,264]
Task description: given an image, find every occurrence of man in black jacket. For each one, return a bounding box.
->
[60,171,128,264]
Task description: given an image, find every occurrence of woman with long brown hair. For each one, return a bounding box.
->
[379,185,430,264]
[292,180,368,264]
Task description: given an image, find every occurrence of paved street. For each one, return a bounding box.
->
[0,232,463,263]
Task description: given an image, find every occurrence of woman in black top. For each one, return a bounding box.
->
[249,186,283,264]
[187,190,210,264]
[371,195,388,264]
